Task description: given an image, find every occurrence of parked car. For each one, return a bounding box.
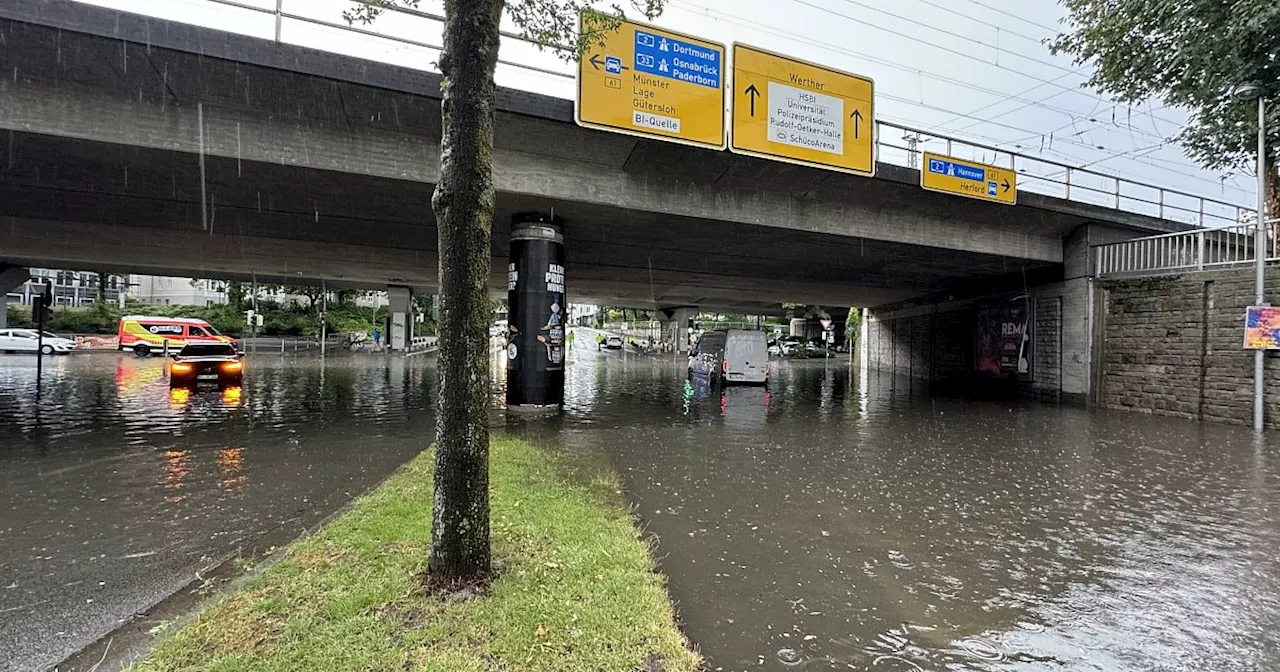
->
[169,342,245,387]
[776,335,805,356]
[119,315,234,357]
[0,329,77,355]
[604,335,624,349]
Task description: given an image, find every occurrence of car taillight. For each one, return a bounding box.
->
[222,361,243,373]
[722,359,728,373]
[171,362,192,373]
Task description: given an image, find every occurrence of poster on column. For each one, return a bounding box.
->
[506,230,566,408]
[976,303,1030,378]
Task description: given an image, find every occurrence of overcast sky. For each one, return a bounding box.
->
[82,0,1258,223]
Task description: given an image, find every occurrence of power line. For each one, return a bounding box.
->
[833,0,1046,47]
[947,0,1062,34]
[668,0,1168,144]
[910,0,1053,42]
[786,0,1187,129]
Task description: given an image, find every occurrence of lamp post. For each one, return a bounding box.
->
[1234,83,1268,431]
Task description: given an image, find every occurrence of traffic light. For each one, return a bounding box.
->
[35,284,54,324]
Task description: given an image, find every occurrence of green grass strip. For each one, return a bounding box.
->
[130,436,700,672]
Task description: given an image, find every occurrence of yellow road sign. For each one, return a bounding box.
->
[575,13,726,149]
[920,152,1017,205]
[729,43,874,176]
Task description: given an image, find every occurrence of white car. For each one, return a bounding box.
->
[0,329,77,355]
[604,335,623,349]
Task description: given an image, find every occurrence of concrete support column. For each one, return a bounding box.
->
[388,285,412,352]
[661,307,698,353]
[0,267,31,329]
[506,213,566,410]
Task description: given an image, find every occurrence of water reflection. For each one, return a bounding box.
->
[6,345,1280,672]
[0,352,437,671]
[512,348,1280,672]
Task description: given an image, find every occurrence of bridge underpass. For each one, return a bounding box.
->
[3,4,1275,672]
[0,0,1188,322]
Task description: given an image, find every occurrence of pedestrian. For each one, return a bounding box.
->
[372,327,382,347]
[597,333,605,351]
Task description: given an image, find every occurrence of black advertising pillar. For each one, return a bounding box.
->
[506,213,565,409]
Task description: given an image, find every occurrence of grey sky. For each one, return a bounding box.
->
[81,0,1258,220]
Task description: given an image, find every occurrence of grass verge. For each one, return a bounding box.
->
[129,436,699,672]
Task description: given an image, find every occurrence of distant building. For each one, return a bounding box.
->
[7,269,126,307]
[5,270,233,308]
[128,275,227,306]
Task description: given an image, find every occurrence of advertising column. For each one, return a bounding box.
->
[506,214,566,409]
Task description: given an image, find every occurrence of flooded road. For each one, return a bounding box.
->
[0,353,435,671]
[518,348,1280,672]
[5,346,1280,671]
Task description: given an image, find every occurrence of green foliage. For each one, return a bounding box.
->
[1050,0,1280,190]
[343,1,666,61]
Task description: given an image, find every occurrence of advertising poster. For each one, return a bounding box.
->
[1244,306,1280,350]
[977,303,1030,378]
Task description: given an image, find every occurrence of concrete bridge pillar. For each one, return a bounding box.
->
[506,213,566,410]
[660,307,699,353]
[0,266,31,329]
[388,285,412,351]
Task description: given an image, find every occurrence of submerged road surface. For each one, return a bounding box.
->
[6,345,1280,671]
[514,348,1280,672]
[0,353,436,671]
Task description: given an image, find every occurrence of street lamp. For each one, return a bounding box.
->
[1233,82,1268,431]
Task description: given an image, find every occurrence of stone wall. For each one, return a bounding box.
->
[1098,268,1280,427]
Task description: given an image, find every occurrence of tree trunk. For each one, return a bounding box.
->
[429,0,502,586]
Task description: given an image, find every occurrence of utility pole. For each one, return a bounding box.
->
[903,133,922,169]
[1255,92,1269,431]
[1235,83,1269,431]
[35,282,51,390]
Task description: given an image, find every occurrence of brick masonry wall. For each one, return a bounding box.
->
[1034,296,1062,393]
[1099,268,1280,427]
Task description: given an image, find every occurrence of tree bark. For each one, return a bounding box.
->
[429,0,503,586]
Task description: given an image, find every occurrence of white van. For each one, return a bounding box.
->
[689,329,769,385]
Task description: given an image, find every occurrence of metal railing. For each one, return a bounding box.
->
[1094,221,1280,278]
[110,0,1253,227]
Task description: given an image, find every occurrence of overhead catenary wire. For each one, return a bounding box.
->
[666,0,1170,145]
[199,0,1252,208]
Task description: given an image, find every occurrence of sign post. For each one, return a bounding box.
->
[576,12,726,150]
[35,282,51,387]
[921,152,1017,205]
[729,43,875,175]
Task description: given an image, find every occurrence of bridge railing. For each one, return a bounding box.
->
[1093,222,1280,278]
[139,0,1250,227]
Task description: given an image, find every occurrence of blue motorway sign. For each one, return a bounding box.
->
[634,29,721,89]
[927,157,986,182]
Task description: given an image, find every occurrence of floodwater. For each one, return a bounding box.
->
[0,353,436,671]
[519,347,1280,672]
[5,346,1280,671]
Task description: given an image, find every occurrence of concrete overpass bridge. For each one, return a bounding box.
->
[0,0,1209,318]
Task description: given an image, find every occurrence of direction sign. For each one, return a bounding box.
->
[729,43,875,176]
[576,12,726,149]
[920,152,1017,205]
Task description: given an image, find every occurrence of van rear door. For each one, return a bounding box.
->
[725,332,768,383]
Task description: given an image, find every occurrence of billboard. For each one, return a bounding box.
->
[977,303,1030,378]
